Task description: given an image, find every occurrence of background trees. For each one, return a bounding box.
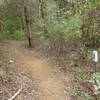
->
[0,0,99,48]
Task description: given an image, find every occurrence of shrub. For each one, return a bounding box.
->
[9,30,26,40]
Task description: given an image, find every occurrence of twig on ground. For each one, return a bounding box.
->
[8,88,22,100]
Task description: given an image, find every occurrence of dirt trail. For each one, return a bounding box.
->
[6,41,72,100]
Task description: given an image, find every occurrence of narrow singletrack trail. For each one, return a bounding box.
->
[6,41,72,100]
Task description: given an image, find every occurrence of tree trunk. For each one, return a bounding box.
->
[21,0,33,48]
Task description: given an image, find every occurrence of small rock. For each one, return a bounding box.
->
[9,60,14,63]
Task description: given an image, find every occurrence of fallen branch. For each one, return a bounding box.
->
[8,88,22,100]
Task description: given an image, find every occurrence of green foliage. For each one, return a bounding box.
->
[86,73,100,95]
[0,16,25,40]
[0,29,25,40]
[33,17,82,43]
[46,1,83,41]
[0,0,99,48]
[31,1,82,45]
[5,16,22,34]
[71,91,78,97]
[0,4,23,40]
[80,93,93,100]
[63,17,82,40]
[32,20,46,41]
[9,30,25,40]
[0,30,8,40]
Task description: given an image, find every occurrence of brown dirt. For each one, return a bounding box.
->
[5,41,73,100]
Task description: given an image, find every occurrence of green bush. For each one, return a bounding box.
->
[0,30,10,40]
[0,29,25,40]
[9,30,26,40]
[46,17,82,41]
[86,73,100,95]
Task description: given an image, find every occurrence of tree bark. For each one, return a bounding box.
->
[21,0,33,48]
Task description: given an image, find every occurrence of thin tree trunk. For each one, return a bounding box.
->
[21,0,33,48]
[24,7,33,47]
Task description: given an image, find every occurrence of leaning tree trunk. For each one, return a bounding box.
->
[24,7,33,48]
[21,0,33,48]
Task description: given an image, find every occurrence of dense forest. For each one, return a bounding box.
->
[0,0,100,100]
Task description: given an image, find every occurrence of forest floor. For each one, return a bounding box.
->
[1,41,98,100]
[0,41,75,100]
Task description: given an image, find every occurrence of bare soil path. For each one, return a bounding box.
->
[5,41,73,100]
